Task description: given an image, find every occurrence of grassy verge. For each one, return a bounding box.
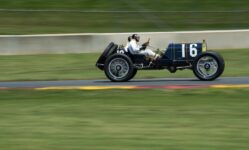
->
[0,0,248,34]
[0,89,248,150]
[0,49,248,81]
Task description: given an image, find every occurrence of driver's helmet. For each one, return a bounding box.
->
[132,34,140,42]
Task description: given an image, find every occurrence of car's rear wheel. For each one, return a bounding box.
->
[104,54,135,82]
[193,51,225,81]
[128,69,137,80]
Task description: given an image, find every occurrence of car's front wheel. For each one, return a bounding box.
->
[104,54,135,82]
[193,51,225,81]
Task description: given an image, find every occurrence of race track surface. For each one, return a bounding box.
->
[0,77,249,88]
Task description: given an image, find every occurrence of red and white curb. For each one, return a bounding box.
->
[0,84,249,91]
[36,84,249,90]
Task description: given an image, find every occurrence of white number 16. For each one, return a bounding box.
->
[181,44,198,58]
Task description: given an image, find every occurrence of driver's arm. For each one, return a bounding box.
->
[140,45,147,50]
[140,38,150,50]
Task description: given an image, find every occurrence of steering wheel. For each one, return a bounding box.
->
[141,38,150,50]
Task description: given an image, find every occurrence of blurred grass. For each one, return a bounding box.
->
[1,0,249,10]
[0,88,248,150]
[0,0,249,34]
[0,49,248,81]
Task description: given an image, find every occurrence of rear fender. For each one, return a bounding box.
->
[96,42,118,70]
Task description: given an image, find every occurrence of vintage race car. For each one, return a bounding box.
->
[96,40,225,82]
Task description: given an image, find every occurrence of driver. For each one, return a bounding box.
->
[128,34,160,60]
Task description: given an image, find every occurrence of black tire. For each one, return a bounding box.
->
[104,54,135,82]
[193,51,225,81]
[128,69,137,80]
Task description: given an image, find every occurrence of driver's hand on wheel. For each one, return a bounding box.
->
[140,45,146,50]
[142,41,149,47]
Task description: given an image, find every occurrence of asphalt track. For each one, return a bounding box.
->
[0,77,249,89]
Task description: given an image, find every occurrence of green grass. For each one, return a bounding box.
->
[1,0,249,10]
[0,49,248,81]
[0,89,248,150]
[0,0,248,34]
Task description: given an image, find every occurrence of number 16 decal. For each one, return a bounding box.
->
[181,44,198,58]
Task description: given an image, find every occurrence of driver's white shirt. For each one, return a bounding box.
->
[128,39,141,52]
[125,39,156,58]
